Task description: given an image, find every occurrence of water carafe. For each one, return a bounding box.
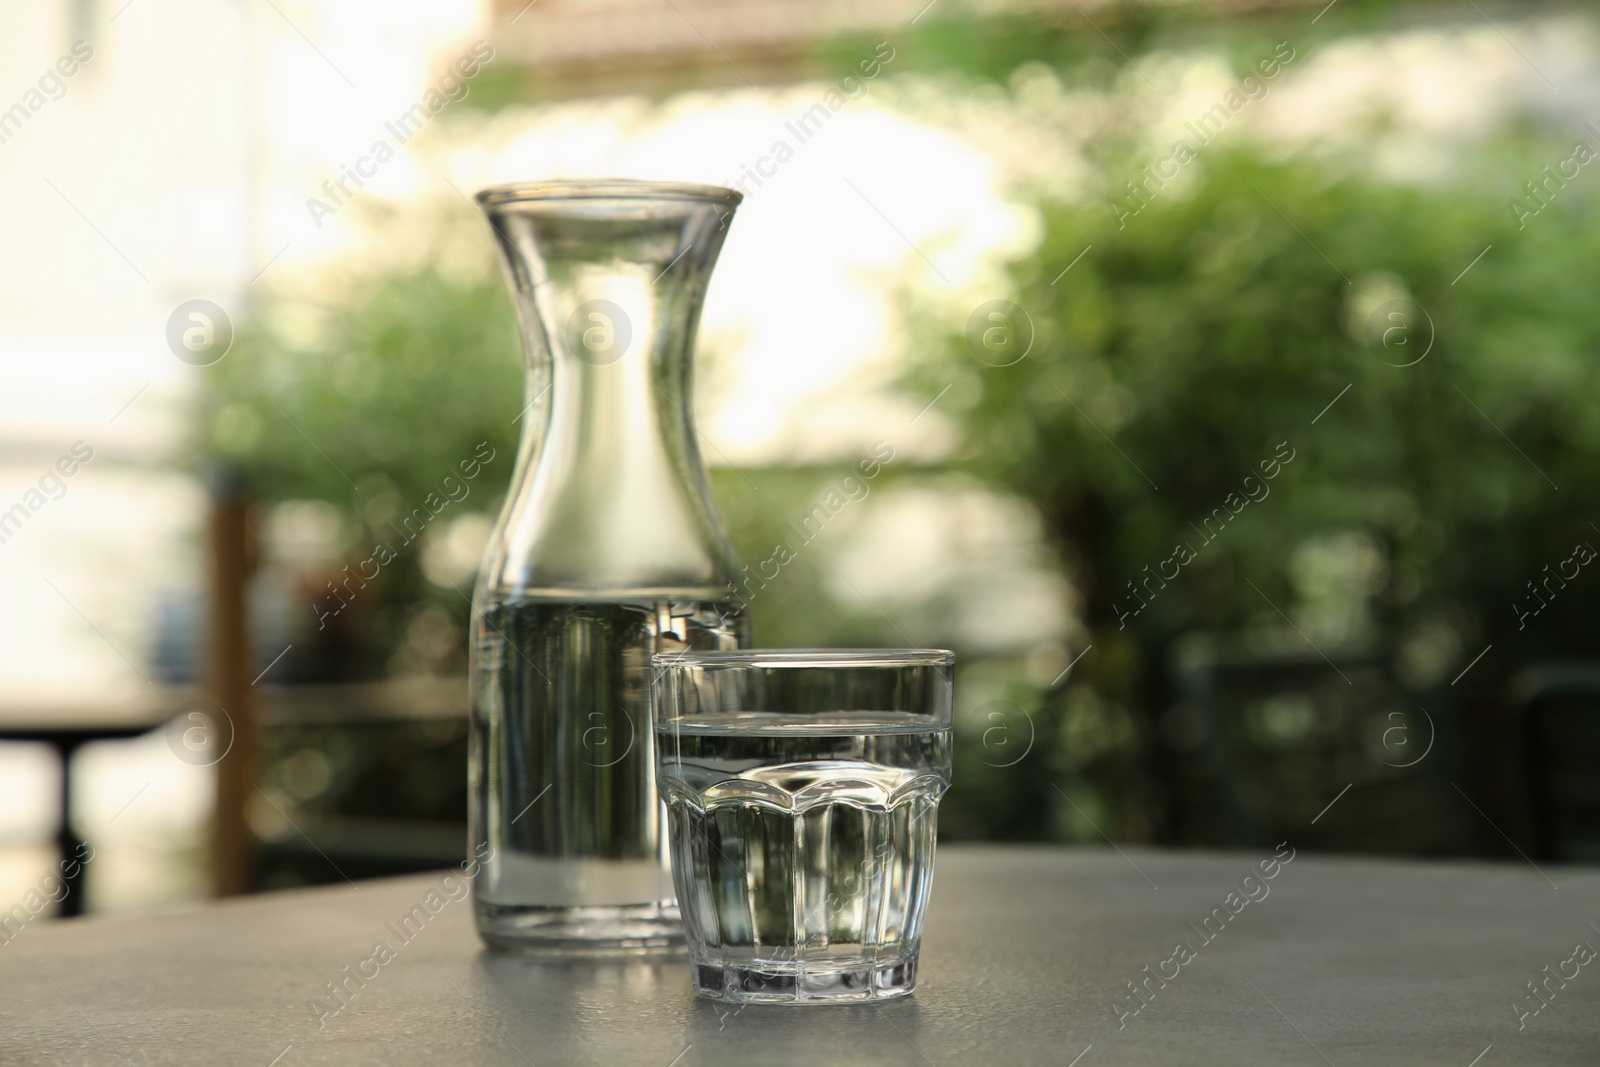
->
[469,181,750,951]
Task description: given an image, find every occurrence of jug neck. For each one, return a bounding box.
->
[477,181,744,599]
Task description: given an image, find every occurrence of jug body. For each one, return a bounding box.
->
[468,181,750,952]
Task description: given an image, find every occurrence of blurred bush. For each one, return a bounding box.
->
[204,219,522,678]
[905,137,1600,849]
[200,21,1600,857]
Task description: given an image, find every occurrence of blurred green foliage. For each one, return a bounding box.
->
[205,14,1600,854]
[209,264,522,502]
[906,135,1600,846]
[821,0,1421,88]
[204,231,522,672]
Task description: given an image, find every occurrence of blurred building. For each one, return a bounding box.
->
[0,0,492,910]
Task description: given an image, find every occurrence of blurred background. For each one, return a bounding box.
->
[4,0,1600,916]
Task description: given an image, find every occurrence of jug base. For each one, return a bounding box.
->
[475,900,685,955]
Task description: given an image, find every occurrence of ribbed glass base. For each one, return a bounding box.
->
[690,955,918,1004]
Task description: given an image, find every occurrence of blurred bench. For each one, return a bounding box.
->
[1165,634,1471,853]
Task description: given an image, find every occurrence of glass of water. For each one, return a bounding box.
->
[652,649,954,1003]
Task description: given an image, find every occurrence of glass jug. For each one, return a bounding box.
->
[469,181,750,952]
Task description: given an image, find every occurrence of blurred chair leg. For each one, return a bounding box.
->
[209,482,258,897]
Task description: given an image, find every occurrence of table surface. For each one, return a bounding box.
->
[3,845,1597,1066]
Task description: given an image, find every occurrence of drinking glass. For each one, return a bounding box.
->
[652,649,954,1003]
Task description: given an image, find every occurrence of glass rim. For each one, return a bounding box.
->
[653,648,954,669]
[475,179,743,209]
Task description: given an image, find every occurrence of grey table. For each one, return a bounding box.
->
[3,845,1597,1065]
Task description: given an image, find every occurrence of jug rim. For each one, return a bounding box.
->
[475,179,742,208]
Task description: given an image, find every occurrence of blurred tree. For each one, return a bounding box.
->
[199,209,873,678]
[200,29,1600,859]
[905,139,1600,848]
[203,216,523,676]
